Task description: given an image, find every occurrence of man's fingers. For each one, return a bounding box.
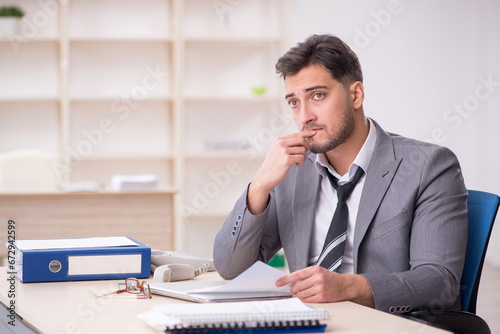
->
[276,131,316,149]
[301,129,317,138]
[274,131,315,154]
[279,130,316,141]
[276,267,313,287]
[285,145,309,156]
[252,130,315,195]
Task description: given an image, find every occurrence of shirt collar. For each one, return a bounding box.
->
[315,118,377,183]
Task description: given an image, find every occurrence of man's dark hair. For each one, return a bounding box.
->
[276,34,363,86]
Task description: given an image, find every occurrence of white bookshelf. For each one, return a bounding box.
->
[0,0,286,257]
[178,0,288,256]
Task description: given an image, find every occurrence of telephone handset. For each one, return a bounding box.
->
[150,250,215,283]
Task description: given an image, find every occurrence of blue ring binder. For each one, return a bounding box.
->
[11,236,151,283]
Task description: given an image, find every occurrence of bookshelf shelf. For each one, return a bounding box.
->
[0,37,59,43]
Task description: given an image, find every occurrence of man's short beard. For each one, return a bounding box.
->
[308,105,355,154]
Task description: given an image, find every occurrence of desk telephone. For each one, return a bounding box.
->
[150,250,215,283]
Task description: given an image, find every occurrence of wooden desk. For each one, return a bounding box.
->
[0,268,449,334]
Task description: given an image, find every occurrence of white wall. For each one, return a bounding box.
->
[288,0,500,266]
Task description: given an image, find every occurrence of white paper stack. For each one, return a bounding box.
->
[110,174,158,192]
[57,182,102,192]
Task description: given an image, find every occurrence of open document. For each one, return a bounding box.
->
[149,261,292,302]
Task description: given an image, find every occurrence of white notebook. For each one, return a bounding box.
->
[138,297,330,331]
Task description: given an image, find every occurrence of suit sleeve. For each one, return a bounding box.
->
[213,184,282,279]
[363,146,468,313]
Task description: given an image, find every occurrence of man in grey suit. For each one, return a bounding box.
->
[213,34,468,314]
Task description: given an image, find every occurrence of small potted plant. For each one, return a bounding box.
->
[0,5,25,37]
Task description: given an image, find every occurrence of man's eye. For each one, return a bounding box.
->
[313,93,324,100]
[288,100,298,108]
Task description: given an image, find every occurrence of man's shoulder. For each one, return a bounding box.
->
[371,120,461,171]
[387,131,455,156]
[372,118,454,158]
[388,131,441,149]
[378,131,462,180]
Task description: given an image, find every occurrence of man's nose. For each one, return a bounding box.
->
[298,103,316,126]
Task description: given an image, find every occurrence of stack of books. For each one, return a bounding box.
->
[139,297,329,333]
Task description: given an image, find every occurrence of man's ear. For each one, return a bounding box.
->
[350,81,364,109]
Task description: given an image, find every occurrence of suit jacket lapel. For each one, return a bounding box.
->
[292,152,321,270]
[353,121,402,271]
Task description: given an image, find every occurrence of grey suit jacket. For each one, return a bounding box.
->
[213,119,468,314]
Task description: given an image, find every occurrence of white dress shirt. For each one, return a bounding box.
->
[308,118,377,274]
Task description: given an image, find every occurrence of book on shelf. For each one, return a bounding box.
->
[138,297,330,333]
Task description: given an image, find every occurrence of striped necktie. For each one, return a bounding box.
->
[316,167,364,271]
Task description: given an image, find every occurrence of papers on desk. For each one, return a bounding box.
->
[14,236,139,250]
[193,261,291,293]
[149,261,292,303]
[139,297,329,333]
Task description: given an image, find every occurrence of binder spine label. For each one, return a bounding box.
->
[68,254,142,276]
